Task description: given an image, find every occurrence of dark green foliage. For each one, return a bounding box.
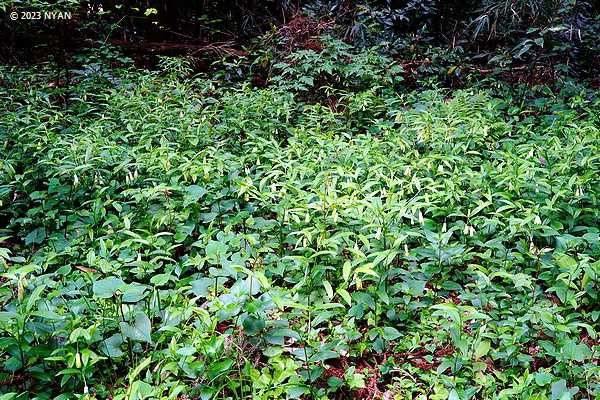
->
[0,40,599,399]
[2,0,599,82]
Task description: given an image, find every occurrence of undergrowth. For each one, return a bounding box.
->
[0,46,599,400]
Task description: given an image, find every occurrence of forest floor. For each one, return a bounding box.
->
[0,32,599,399]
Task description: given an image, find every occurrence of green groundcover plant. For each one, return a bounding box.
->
[0,43,598,399]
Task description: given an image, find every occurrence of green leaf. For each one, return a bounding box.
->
[342,261,352,282]
[190,277,226,297]
[0,312,16,323]
[401,279,426,296]
[266,328,301,341]
[122,283,148,303]
[242,316,265,336]
[207,359,233,380]
[336,288,352,306]
[184,185,207,206]
[355,263,379,278]
[26,284,45,313]
[448,389,460,400]
[556,254,577,270]
[534,371,554,386]
[551,379,579,400]
[511,273,532,289]
[143,7,158,16]
[344,367,365,389]
[286,385,308,398]
[176,346,196,356]
[25,227,46,245]
[129,357,152,384]
[121,312,152,343]
[204,240,228,264]
[474,340,490,359]
[129,380,154,400]
[101,334,124,358]
[150,273,172,286]
[0,247,11,260]
[431,303,461,325]
[254,270,270,289]
[562,340,591,362]
[93,277,126,298]
[309,350,339,362]
[382,327,401,341]
[323,280,333,299]
[515,43,532,59]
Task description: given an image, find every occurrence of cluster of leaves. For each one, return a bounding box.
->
[0,0,291,61]
[304,0,600,82]
[0,42,599,400]
[3,0,599,90]
[270,36,403,98]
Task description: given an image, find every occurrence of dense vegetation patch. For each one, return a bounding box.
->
[2,1,600,83]
[0,48,599,399]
